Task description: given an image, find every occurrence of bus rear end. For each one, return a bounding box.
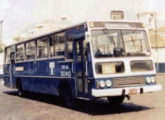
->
[87,21,161,104]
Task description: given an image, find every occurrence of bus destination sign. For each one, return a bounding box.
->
[89,22,144,29]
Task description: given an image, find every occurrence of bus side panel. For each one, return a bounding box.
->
[3,64,10,87]
[14,58,75,95]
[21,78,75,95]
[15,58,65,76]
[87,46,94,78]
[86,44,95,98]
[22,78,56,95]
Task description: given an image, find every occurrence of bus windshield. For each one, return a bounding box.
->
[91,30,150,58]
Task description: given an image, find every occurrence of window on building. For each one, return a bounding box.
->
[26,41,36,60]
[37,37,49,58]
[16,44,25,61]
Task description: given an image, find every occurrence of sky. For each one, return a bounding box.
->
[0,0,165,45]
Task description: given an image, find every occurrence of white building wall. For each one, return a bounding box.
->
[152,48,165,72]
[0,53,4,65]
[0,53,4,74]
[152,48,165,63]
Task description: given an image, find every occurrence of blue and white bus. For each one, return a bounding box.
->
[3,20,161,106]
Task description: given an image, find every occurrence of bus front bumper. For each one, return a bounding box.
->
[92,84,162,97]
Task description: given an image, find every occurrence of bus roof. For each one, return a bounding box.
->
[5,21,87,48]
[5,20,145,48]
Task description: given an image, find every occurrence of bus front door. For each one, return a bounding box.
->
[74,38,87,97]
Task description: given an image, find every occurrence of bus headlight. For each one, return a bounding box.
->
[151,76,155,83]
[146,77,151,83]
[99,80,105,88]
[106,80,112,87]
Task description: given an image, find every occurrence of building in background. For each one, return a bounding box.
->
[137,12,156,29]
[13,19,73,42]
[137,11,165,72]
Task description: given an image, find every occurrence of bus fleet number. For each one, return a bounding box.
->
[60,71,71,77]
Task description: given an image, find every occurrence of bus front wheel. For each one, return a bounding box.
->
[59,83,76,107]
[107,96,125,105]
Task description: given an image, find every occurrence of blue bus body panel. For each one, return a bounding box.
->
[3,59,94,98]
[3,23,95,99]
[13,58,75,95]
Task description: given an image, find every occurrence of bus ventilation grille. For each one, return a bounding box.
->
[113,76,145,88]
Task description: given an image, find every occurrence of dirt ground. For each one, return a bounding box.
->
[0,74,164,120]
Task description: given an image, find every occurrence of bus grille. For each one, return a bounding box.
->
[112,76,145,88]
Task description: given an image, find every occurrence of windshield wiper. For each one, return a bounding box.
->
[103,29,116,47]
[131,35,136,48]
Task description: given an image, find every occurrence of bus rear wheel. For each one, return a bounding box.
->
[59,83,76,107]
[107,96,125,105]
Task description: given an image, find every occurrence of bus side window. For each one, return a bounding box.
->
[56,32,65,56]
[37,37,49,58]
[16,44,25,61]
[66,34,73,59]
[26,41,36,60]
[50,32,65,57]
[5,47,11,64]
[50,34,57,57]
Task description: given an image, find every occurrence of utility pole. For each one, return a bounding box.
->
[154,13,158,72]
[0,20,4,53]
[0,20,3,45]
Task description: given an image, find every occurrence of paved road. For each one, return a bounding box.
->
[0,75,164,120]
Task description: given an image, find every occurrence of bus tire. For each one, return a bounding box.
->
[17,80,25,97]
[107,96,125,105]
[59,82,76,107]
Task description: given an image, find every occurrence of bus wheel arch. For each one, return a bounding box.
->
[58,80,76,107]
